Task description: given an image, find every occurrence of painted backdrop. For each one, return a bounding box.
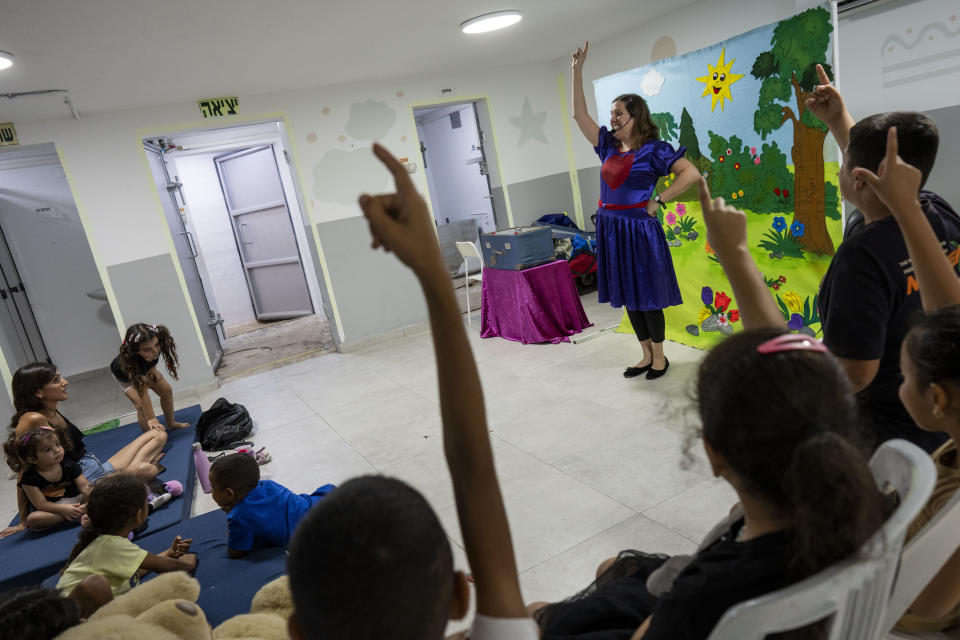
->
[594,4,841,346]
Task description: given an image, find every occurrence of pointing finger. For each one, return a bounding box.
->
[885,126,899,160]
[697,177,712,213]
[816,63,831,85]
[371,143,414,195]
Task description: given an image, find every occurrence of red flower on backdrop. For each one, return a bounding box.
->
[729,310,740,322]
[778,275,786,283]
[714,291,732,311]
[783,189,790,197]
[734,162,741,169]
[772,282,781,290]
[774,187,781,195]
[718,156,725,163]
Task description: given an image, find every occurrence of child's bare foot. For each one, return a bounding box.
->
[169,421,191,430]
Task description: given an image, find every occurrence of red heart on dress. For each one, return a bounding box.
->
[601,153,633,191]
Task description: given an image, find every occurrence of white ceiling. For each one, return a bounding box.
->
[0,0,694,123]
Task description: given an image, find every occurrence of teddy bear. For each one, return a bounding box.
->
[55,571,291,640]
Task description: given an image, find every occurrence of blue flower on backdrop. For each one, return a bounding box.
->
[772,216,787,232]
[701,286,714,306]
[787,313,804,330]
[790,221,806,237]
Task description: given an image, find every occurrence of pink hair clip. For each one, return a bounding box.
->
[757,334,829,355]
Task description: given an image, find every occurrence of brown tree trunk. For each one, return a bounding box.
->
[791,122,833,255]
[787,75,834,256]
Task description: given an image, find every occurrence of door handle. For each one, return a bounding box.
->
[207,313,225,327]
[176,231,199,258]
[238,223,253,245]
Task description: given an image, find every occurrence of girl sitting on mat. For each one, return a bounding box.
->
[57,473,196,609]
[4,426,90,531]
[111,323,189,432]
[1,362,166,539]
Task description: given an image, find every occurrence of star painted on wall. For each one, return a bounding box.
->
[509,98,548,146]
[696,48,744,112]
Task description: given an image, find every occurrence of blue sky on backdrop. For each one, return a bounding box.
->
[594,6,839,163]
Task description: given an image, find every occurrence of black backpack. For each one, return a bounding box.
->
[195,398,253,451]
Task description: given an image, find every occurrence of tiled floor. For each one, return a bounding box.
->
[2,292,738,626]
[194,293,736,610]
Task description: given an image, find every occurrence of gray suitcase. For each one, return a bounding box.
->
[480,226,555,270]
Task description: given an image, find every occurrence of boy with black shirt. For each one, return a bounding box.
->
[808,65,960,451]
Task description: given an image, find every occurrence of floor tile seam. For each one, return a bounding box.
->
[490,434,641,517]
[638,496,717,546]
[286,371,397,410]
[324,407,443,455]
[515,511,644,576]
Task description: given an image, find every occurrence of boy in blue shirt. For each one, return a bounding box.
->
[209,453,335,558]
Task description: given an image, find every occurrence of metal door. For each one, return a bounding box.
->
[0,224,48,366]
[144,143,224,370]
[214,146,313,320]
[471,102,497,232]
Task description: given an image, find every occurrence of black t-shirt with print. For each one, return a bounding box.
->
[110,354,160,383]
[819,191,960,452]
[18,459,83,503]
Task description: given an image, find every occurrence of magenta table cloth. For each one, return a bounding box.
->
[480,260,593,344]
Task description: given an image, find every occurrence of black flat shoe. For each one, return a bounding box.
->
[646,357,670,380]
[623,363,653,378]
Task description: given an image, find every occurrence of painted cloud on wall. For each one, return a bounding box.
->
[313,148,390,205]
[641,69,665,96]
[345,99,397,141]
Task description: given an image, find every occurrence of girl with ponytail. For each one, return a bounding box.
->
[56,473,196,604]
[110,323,189,432]
[529,181,887,639]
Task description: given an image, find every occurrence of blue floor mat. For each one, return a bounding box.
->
[138,509,287,627]
[0,405,202,591]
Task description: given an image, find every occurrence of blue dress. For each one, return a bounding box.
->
[594,126,684,311]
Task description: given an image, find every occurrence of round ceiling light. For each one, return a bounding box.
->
[0,51,13,71]
[461,10,523,34]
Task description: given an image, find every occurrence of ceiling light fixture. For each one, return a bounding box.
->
[461,10,523,34]
[0,51,13,71]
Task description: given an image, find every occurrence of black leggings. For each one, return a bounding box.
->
[626,309,665,343]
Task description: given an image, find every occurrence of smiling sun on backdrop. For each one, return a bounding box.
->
[696,47,744,112]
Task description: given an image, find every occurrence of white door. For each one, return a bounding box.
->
[214,146,313,320]
[416,104,497,233]
[0,225,48,367]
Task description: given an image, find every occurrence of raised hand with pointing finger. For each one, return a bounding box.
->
[804,63,855,151]
[851,126,922,216]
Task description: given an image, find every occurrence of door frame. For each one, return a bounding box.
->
[144,141,225,371]
[409,96,514,230]
[142,120,335,345]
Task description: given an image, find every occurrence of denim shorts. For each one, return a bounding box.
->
[79,453,115,482]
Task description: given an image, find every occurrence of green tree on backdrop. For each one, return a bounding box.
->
[752,6,835,255]
[651,112,678,142]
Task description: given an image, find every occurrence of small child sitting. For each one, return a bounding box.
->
[3,426,91,531]
[57,473,196,605]
[209,453,335,558]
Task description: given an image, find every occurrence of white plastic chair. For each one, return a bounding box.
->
[707,439,936,640]
[884,482,960,639]
[455,241,483,326]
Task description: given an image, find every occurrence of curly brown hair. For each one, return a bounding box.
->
[613,93,659,147]
[117,323,179,393]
